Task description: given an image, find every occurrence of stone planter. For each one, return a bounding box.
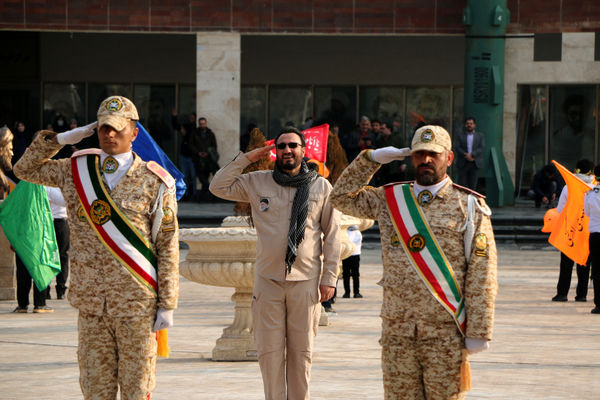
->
[179,216,257,361]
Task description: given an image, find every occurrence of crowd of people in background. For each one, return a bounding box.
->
[8,111,489,204]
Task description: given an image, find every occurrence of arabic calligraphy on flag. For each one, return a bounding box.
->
[265,124,329,162]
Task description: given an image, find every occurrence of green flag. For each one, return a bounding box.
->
[0,181,61,291]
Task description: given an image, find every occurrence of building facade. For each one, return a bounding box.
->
[1,1,599,195]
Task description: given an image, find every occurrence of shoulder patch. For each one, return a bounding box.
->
[383,180,414,188]
[146,161,175,189]
[71,148,102,158]
[452,182,485,198]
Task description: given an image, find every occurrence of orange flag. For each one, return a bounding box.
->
[156,329,169,358]
[548,161,590,265]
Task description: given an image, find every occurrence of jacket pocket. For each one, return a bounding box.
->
[120,198,150,215]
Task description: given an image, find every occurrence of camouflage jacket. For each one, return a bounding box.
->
[14,132,179,316]
[330,150,497,340]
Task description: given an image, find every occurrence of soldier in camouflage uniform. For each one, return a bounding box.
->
[14,96,179,400]
[330,125,497,400]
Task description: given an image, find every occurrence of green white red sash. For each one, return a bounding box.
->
[72,154,158,293]
[385,183,466,335]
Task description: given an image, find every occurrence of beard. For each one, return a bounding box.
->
[276,154,300,171]
[415,163,444,186]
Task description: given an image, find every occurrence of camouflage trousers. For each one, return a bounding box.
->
[77,311,157,400]
[381,318,466,400]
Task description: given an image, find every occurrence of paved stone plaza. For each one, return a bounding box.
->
[1,243,598,399]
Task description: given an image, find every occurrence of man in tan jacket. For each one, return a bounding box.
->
[14,96,179,400]
[330,125,497,400]
[210,126,341,400]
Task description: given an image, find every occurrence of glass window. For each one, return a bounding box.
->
[314,86,356,136]
[452,87,464,137]
[549,85,595,170]
[515,85,548,195]
[178,84,196,120]
[359,86,405,145]
[134,84,177,163]
[405,87,451,138]
[88,83,132,124]
[175,84,197,147]
[268,86,312,139]
[43,83,85,132]
[241,86,267,149]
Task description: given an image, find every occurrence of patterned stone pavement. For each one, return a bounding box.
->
[1,243,599,399]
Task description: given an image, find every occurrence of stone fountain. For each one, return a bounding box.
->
[179,214,373,361]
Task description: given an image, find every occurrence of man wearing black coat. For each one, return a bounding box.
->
[454,117,485,191]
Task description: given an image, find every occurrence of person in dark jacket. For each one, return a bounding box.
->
[453,117,485,191]
[527,164,563,208]
[196,117,219,200]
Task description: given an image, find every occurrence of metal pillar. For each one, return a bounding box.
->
[463,0,514,206]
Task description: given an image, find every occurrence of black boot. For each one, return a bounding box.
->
[342,274,350,298]
[353,276,361,298]
[56,285,67,300]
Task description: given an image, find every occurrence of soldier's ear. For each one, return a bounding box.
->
[447,150,455,166]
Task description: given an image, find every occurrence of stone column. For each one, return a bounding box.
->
[0,225,16,300]
[196,32,241,166]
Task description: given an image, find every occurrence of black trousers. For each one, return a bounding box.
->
[457,161,479,190]
[342,255,361,295]
[556,252,590,299]
[54,218,70,292]
[16,254,47,308]
[589,233,600,308]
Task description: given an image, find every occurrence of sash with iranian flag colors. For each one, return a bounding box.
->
[384,183,466,336]
[72,154,158,293]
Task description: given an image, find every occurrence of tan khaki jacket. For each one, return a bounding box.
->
[210,153,341,287]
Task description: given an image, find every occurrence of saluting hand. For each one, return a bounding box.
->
[246,144,275,163]
[56,121,98,145]
[369,146,411,164]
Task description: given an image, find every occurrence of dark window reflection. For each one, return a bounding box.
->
[134,84,176,162]
[314,86,356,137]
[43,83,85,133]
[549,86,595,170]
[515,85,547,195]
[268,86,312,139]
[240,86,266,150]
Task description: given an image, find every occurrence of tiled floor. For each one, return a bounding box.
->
[1,243,598,399]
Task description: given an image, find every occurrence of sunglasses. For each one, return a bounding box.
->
[276,142,303,150]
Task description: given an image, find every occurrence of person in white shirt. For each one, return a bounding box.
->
[45,186,70,299]
[552,159,593,303]
[583,164,600,314]
[342,225,363,298]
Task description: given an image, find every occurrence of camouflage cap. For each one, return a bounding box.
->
[410,125,451,154]
[97,96,139,131]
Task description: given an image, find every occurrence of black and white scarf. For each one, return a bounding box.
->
[272,160,318,273]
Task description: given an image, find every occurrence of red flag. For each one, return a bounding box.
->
[265,124,330,162]
[548,160,590,265]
